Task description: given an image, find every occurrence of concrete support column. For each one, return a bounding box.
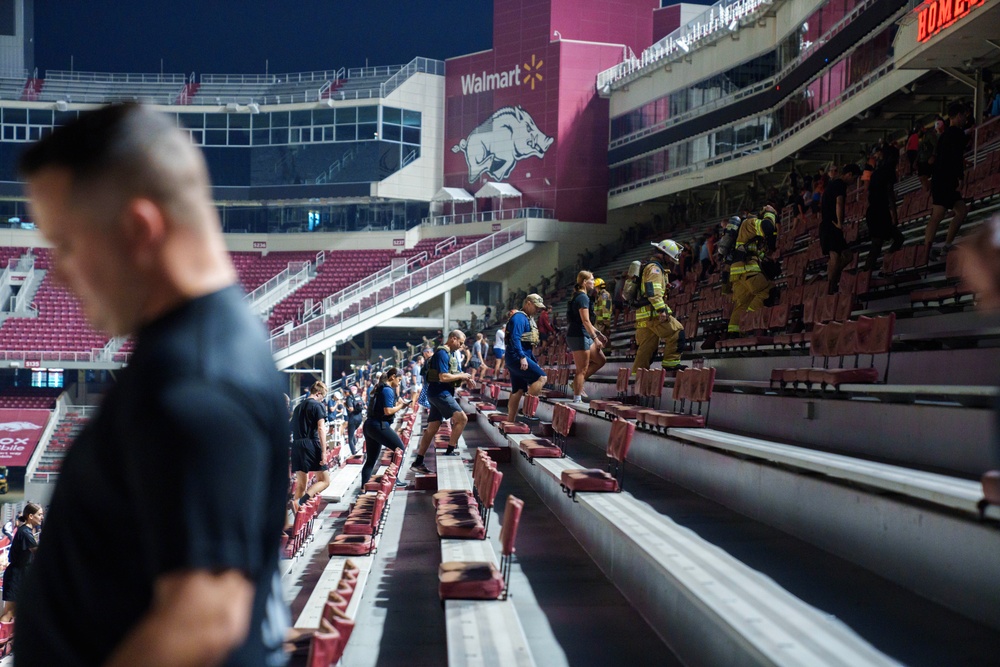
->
[443,290,451,334]
[324,349,333,388]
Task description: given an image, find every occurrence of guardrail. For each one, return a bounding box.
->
[244,259,313,310]
[270,221,528,355]
[608,0,882,149]
[0,348,121,364]
[380,57,445,98]
[609,60,897,196]
[45,70,187,83]
[597,0,778,92]
[296,250,430,325]
[421,208,555,227]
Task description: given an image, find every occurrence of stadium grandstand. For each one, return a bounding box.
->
[0,0,997,664]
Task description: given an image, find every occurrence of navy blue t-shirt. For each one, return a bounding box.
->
[368,385,397,423]
[427,348,455,398]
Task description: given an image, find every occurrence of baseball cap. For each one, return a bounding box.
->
[525,293,545,308]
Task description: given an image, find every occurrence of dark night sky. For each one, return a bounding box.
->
[33,1,494,75]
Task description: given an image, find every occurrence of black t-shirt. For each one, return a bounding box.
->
[821,178,847,226]
[292,398,325,443]
[8,525,36,568]
[15,286,290,667]
[933,125,967,182]
[867,164,895,215]
[566,291,590,338]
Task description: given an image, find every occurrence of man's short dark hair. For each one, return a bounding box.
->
[841,163,862,178]
[947,101,966,118]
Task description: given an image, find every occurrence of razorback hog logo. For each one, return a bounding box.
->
[451,106,554,182]
[0,422,40,432]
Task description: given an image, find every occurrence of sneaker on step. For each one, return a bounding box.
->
[395,479,409,488]
[442,448,460,456]
[411,463,431,475]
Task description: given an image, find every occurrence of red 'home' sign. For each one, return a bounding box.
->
[916,0,985,42]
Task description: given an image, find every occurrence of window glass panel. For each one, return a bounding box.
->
[252,129,269,145]
[14,126,25,140]
[205,113,227,129]
[382,124,401,142]
[251,113,270,128]
[402,109,421,127]
[357,106,377,122]
[229,129,250,146]
[335,125,355,141]
[336,107,356,124]
[191,129,204,145]
[229,113,251,129]
[313,108,336,124]
[3,108,25,124]
[28,109,52,125]
[323,126,335,141]
[358,123,377,140]
[382,106,401,125]
[402,127,420,144]
[271,111,289,127]
[270,128,287,144]
[205,130,227,145]
[290,110,312,126]
[53,110,78,126]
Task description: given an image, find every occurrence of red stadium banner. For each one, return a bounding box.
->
[915,0,985,43]
[0,409,51,466]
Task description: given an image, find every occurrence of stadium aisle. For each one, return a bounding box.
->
[457,421,680,667]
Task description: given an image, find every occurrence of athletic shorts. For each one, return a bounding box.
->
[291,438,325,473]
[566,334,593,352]
[493,347,504,359]
[819,221,848,255]
[507,357,546,393]
[930,177,961,210]
[427,392,462,423]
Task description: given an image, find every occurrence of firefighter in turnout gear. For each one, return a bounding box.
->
[592,277,612,339]
[631,239,687,374]
[727,205,779,333]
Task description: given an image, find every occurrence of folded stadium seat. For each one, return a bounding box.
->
[560,418,636,498]
[519,403,575,461]
[327,533,374,557]
[807,322,843,386]
[306,620,344,667]
[978,471,1000,519]
[820,314,894,388]
[343,491,388,535]
[439,495,524,600]
[500,394,538,434]
[436,464,502,539]
[655,367,716,428]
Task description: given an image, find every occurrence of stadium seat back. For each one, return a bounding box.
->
[608,418,636,463]
[499,495,524,557]
[645,369,666,399]
[615,367,630,393]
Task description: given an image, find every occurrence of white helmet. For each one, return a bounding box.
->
[651,239,681,262]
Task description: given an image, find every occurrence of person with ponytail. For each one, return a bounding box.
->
[360,367,409,487]
[566,270,606,404]
[0,503,43,622]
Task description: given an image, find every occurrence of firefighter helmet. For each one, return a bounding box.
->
[651,239,681,262]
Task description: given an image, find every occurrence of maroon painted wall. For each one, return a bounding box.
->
[444,0,655,223]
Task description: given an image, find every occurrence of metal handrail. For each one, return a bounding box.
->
[244,260,312,306]
[610,61,897,196]
[421,208,555,226]
[608,0,881,148]
[270,221,528,354]
[44,70,187,83]
[304,250,430,323]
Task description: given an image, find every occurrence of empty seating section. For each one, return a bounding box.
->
[0,273,108,353]
[32,410,87,481]
[0,387,61,410]
[231,250,318,292]
[35,71,187,104]
[266,236,484,331]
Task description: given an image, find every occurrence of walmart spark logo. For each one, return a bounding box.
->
[524,54,543,90]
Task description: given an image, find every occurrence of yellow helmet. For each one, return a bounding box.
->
[594,277,606,289]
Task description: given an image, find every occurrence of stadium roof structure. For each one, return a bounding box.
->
[475,182,522,199]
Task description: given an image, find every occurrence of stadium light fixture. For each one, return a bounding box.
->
[247,103,260,114]
[55,100,69,112]
[728,20,739,31]
[677,40,690,53]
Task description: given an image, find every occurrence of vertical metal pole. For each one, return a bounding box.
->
[324,349,333,389]
[443,290,452,333]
